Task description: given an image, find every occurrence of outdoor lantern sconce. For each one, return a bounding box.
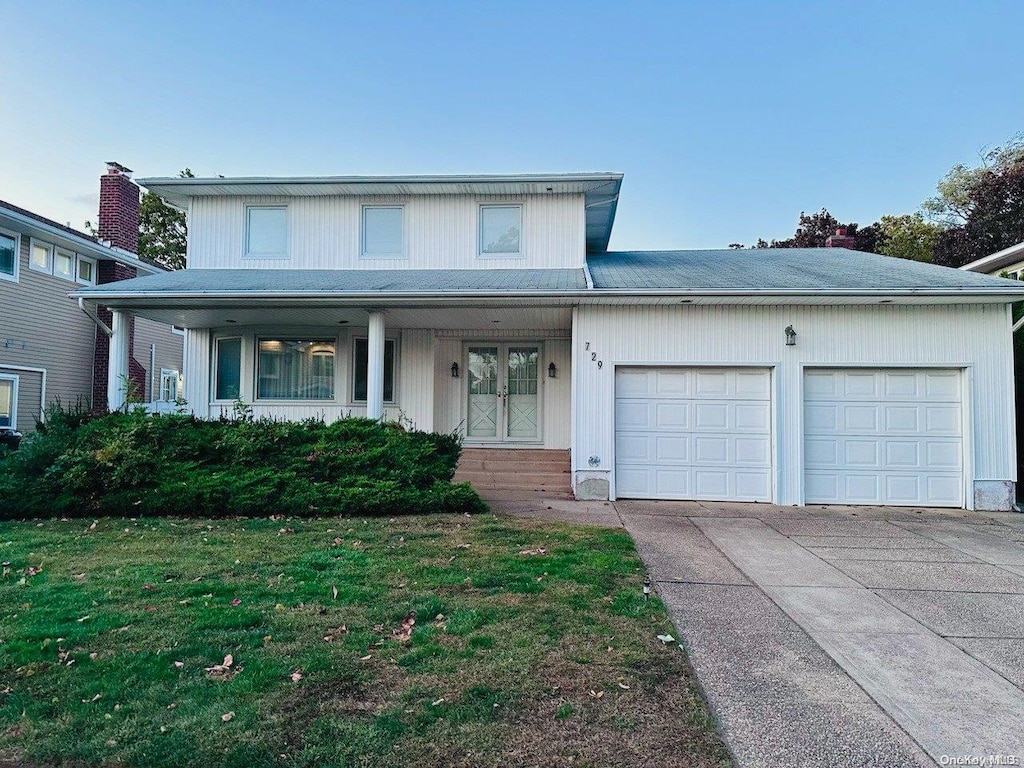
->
[785,325,797,346]
[548,362,557,378]
[451,362,460,378]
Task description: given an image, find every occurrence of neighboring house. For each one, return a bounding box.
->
[72,173,1024,511]
[0,163,183,434]
[960,241,1024,279]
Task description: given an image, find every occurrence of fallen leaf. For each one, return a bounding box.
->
[71,573,86,580]
[431,697,445,706]
[89,652,98,660]
[173,661,184,669]
[289,669,303,683]
[91,693,102,702]
[588,690,604,699]
[76,615,90,622]
[656,634,675,644]
[230,598,242,607]
[518,547,547,556]
[274,603,285,611]
[392,612,416,642]
[618,682,630,690]
[105,738,117,747]
[142,584,154,591]
[359,654,372,661]
[221,711,234,722]
[144,605,156,612]
[205,654,241,681]
[324,625,349,642]
[332,537,344,546]
[331,585,338,601]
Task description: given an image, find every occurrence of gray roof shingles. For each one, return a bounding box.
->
[587,248,1024,291]
[75,268,589,294]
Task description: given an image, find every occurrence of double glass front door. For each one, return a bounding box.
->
[466,345,541,442]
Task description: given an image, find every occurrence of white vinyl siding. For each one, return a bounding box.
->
[245,206,288,259]
[615,367,773,501]
[187,194,584,270]
[803,369,963,507]
[361,206,404,258]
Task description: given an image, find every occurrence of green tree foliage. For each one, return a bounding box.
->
[875,213,942,263]
[748,209,881,252]
[926,137,1024,267]
[137,168,194,270]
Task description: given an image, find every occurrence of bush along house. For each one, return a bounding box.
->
[71,172,1024,510]
[0,164,183,443]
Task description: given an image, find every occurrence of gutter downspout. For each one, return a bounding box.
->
[78,297,113,337]
[1013,316,1024,333]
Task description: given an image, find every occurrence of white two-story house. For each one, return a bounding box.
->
[73,173,1024,511]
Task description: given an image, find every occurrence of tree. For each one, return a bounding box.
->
[137,168,193,270]
[750,209,881,252]
[875,213,942,263]
[926,137,1024,267]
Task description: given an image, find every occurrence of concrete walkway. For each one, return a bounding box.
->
[492,494,1024,767]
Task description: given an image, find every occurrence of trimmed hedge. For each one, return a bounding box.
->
[0,408,487,518]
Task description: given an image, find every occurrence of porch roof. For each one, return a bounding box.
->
[72,267,588,298]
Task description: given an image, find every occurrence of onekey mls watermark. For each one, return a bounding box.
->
[939,756,1020,767]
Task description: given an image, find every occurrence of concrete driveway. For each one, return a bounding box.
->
[614,500,1024,768]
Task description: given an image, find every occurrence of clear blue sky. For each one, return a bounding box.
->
[2,1,1022,250]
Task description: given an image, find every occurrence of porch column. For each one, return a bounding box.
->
[366,310,386,420]
[107,310,131,412]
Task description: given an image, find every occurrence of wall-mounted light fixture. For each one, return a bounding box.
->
[785,325,797,346]
[548,362,557,378]
[451,362,460,378]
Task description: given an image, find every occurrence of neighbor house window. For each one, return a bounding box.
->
[479,205,522,255]
[257,339,335,400]
[214,337,242,401]
[0,231,17,281]
[29,240,53,272]
[0,375,16,429]
[361,206,404,258]
[159,369,180,402]
[76,257,96,285]
[245,206,288,258]
[54,249,75,279]
[352,338,396,403]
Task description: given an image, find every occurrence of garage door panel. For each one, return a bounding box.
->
[735,403,771,430]
[615,368,773,502]
[804,369,963,508]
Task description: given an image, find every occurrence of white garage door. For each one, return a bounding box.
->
[803,369,963,507]
[615,367,773,501]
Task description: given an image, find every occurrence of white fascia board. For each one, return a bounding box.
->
[961,241,1024,273]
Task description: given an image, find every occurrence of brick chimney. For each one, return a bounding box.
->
[92,162,144,411]
[825,227,857,249]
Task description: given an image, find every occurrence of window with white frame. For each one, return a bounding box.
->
[0,375,17,429]
[54,249,75,279]
[352,338,397,403]
[0,230,17,281]
[214,337,242,401]
[257,339,335,400]
[479,205,522,256]
[159,369,180,402]
[245,206,288,258]
[29,240,53,272]
[77,256,96,285]
[361,206,404,258]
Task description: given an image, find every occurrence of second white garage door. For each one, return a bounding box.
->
[803,368,963,507]
[615,367,773,501]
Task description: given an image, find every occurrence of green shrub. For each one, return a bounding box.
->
[0,408,482,519]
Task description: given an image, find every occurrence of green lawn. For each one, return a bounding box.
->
[0,513,729,768]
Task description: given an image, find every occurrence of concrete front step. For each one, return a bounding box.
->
[456,460,571,473]
[454,470,571,487]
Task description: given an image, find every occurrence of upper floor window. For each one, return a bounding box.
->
[54,249,75,279]
[479,205,522,256]
[0,230,17,281]
[361,206,404,258]
[245,206,288,258]
[30,240,53,272]
[77,256,96,285]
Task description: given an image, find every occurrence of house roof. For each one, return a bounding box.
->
[588,248,1024,295]
[136,172,623,254]
[960,241,1024,274]
[72,267,589,298]
[0,198,164,275]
